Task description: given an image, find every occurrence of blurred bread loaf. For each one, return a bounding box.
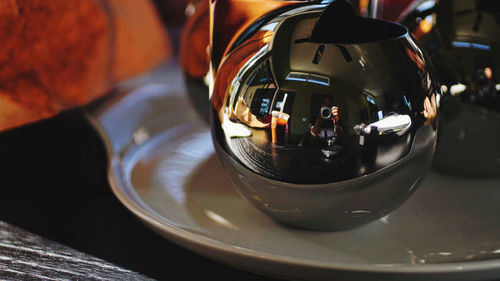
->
[0,0,171,132]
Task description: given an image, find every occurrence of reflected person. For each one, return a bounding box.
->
[310,96,343,146]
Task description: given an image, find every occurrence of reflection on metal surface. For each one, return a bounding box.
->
[211,0,439,230]
[398,0,500,176]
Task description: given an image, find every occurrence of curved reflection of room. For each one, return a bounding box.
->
[215,4,436,184]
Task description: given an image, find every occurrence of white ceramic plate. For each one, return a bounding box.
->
[86,63,500,281]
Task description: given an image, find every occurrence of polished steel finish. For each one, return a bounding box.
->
[211,0,440,230]
[398,0,500,176]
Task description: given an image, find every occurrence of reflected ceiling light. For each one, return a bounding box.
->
[450,84,467,96]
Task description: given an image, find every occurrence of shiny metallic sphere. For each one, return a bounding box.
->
[210,0,440,230]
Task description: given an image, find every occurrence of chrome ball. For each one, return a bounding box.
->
[211,0,439,230]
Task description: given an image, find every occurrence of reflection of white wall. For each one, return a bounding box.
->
[454,0,499,39]
[290,86,311,136]
[343,98,360,135]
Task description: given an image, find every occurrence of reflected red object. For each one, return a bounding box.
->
[180,0,301,79]
[380,0,414,22]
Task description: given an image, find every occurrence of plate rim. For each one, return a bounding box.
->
[86,113,500,278]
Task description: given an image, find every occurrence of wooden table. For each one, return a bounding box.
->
[0,221,149,280]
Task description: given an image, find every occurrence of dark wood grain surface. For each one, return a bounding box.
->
[0,221,149,280]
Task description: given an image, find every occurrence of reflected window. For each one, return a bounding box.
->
[452,41,491,51]
[250,89,275,119]
[286,71,330,86]
[308,74,330,86]
[259,98,271,115]
[286,72,308,82]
